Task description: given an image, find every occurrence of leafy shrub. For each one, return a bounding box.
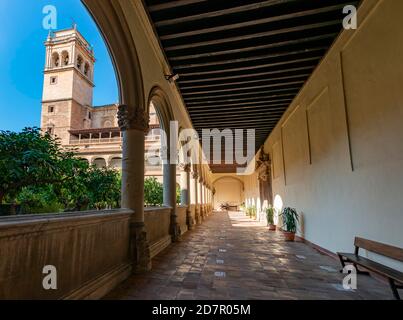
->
[280,207,299,233]
[144,177,163,206]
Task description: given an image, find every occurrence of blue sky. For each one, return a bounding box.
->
[0,0,118,131]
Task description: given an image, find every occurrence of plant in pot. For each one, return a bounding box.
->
[266,206,276,231]
[250,205,257,219]
[280,207,299,241]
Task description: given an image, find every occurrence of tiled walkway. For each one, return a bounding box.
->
[106,211,393,300]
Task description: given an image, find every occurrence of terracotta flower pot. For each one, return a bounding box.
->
[268,224,276,231]
[283,231,295,241]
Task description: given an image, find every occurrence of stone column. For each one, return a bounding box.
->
[180,164,194,230]
[118,105,151,273]
[194,172,201,224]
[191,171,199,225]
[164,161,181,242]
[207,185,210,215]
[199,178,204,220]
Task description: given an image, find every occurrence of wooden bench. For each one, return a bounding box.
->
[337,237,403,299]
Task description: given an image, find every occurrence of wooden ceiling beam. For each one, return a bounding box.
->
[178,56,320,77]
[165,21,340,51]
[185,93,295,105]
[187,100,291,110]
[160,4,348,40]
[181,80,304,96]
[148,0,208,12]
[154,0,298,27]
[183,86,301,100]
[178,66,314,84]
[168,33,337,61]
[180,74,309,90]
[174,47,327,69]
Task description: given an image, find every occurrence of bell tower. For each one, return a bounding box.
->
[41,25,95,144]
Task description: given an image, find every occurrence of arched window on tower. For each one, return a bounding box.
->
[46,124,55,135]
[77,55,83,70]
[52,52,60,68]
[84,62,90,77]
[61,51,69,66]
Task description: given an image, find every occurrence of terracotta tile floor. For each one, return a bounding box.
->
[105,211,393,300]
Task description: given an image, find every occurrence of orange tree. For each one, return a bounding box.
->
[0,127,121,213]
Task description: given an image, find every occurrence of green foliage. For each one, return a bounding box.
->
[176,184,181,205]
[250,206,256,219]
[280,207,299,233]
[266,205,275,225]
[144,177,163,207]
[53,163,121,211]
[0,127,121,214]
[245,205,257,219]
[0,127,68,203]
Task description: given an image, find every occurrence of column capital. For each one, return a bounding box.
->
[192,171,198,179]
[118,104,149,132]
[178,163,191,173]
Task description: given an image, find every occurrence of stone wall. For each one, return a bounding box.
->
[244,0,403,271]
[144,207,171,258]
[0,210,132,299]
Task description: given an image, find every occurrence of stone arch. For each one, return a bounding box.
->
[52,52,60,68]
[84,62,91,77]
[109,156,122,169]
[76,54,83,70]
[93,157,107,168]
[46,123,55,135]
[61,50,69,66]
[82,1,145,114]
[213,176,245,210]
[79,158,90,165]
[213,176,245,190]
[147,86,175,134]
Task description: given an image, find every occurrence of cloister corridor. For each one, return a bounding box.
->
[106,211,391,300]
[1,0,403,302]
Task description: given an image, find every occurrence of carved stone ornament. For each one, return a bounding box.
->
[178,163,191,173]
[256,146,271,182]
[118,104,149,132]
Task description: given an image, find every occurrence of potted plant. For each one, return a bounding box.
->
[251,205,256,219]
[266,206,276,231]
[280,207,299,241]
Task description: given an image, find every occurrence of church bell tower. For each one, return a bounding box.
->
[41,25,95,145]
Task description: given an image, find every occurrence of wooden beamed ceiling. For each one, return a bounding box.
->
[143,0,359,172]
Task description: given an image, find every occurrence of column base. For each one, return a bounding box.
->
[170,216,182,242]
[186,209,195,230]
[195,206,201,224]
[130,222,152,273]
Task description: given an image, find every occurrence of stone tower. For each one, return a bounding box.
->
[41,26,95,145]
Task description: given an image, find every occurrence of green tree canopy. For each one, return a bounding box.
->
[144,177,163,207]
[0,127,121,214]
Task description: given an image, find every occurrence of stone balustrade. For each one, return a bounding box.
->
[0,209,132,299]
[144,207,172,258]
